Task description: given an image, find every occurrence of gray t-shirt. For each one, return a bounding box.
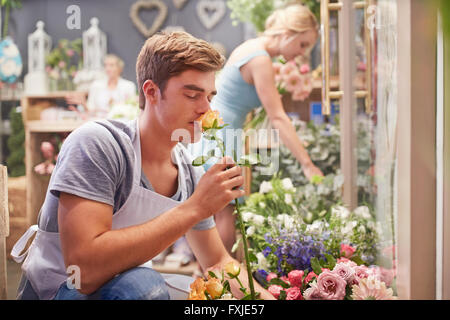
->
[37,118,215,232]
[18,119,214,300]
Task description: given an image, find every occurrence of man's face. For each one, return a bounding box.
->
[157,69,217,143]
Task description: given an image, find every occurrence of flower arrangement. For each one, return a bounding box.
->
[107,95,140,120]
[189,261,249,300]
[262,257,397,300]
[273,57,314,102]
[46,38,82,91]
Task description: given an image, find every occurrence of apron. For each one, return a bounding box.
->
[11,119,194,300]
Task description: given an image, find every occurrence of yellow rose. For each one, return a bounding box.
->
[188,278,207,300]
[196,110,224,130]
[224,261,240,277]
[205,277,224,299]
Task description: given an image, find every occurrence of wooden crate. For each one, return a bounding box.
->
[20,91,89,233]
[5,176,26,260]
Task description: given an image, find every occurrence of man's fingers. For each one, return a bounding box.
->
[210,156,236,173]
[224,175,244,190]
[220,165,242,180]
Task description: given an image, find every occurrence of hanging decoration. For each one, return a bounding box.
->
[0,37,22,83]
[196,0,226,30]
[173,0,188,10]
[130,0,168,38]
[162,25,186,33]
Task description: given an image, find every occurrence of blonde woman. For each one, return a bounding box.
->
[66,54,136,118]
[190,4,324,253]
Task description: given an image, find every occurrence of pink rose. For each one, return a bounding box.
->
[66,49,75,57]
[286,286,303,300]
[292,89,310,101]
[300,64,311,74]
[316,271,347,300]
[288,270,304,288]
[303,285,321,300]
[280,61,296,77]
[340,244,356,258]
[268,285,283,299]
[304,271,318,284]
[58,61,66,69]
[332,263,356,284]
[266,272,278,282]
[280,276,290,286]
[337,257,357,268]
[354,265,369,282]
[378,267,395,287]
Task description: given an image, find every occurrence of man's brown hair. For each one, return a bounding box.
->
[136,31,225,109]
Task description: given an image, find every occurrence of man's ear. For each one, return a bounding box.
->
[142,80,161,105]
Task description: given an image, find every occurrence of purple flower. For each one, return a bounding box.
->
[263,246,272,257]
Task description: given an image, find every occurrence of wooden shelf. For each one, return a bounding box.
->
[26,120,88,133]
[23,91,88,100]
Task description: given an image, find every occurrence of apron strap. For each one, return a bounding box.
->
[11,225,39,263]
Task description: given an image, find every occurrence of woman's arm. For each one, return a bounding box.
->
[244,56,323,179]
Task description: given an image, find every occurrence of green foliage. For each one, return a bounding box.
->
[0,0,22,39]
[6,107,25,177]
[46,38,83,80]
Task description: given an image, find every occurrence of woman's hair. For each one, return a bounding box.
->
[264,4,319,37]
[104,54,125,71]
[136,31,225,110]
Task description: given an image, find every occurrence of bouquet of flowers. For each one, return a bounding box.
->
[107,95,140,120]
[46,38,82,91]
[189,262,247,300]
[273,57,314,102]
[261,252,397,300]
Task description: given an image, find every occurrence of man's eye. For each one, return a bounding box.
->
[186,94,197,99]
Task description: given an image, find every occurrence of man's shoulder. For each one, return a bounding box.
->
[63,120,136,155]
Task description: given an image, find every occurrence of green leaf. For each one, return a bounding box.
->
[192,156,208,166]
[231,238,242,253]
[248,252,258,263]
[310,257,323,275]
[238,153,261,166]
[350,255,365,266]
[279,290,287,300]
[206,149,216,158]
[208,271,218,279]
[212,119,218,129]
[324,253,337,270]
[268,278,290,289]
[241,294,253,300]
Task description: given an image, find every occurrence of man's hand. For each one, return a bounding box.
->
[187,157,245,220]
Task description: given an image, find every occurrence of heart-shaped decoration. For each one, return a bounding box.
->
[130,0,168,38]
[173,0,188,10]
[196,0,226,30]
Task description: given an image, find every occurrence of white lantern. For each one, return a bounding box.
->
[83,17,106,71]
[73,17,107,91]
[24,21,52,94]
[28,21,51,73]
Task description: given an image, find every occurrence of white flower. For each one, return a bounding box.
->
[354,206,372,219]
[259,202,266,209]
[342,221,357,236]
[307,220,324,233]
[332,206,350,219]
[246,226,255,236]
[358,225,366,234]
[252,214,265,226]
[284,193,293,205]
[277,214,295,230]
[281,178,295,191]
[256,252,269,270]
[259,181,273,194]
[219,293,236,300]
[242,211,254,223]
